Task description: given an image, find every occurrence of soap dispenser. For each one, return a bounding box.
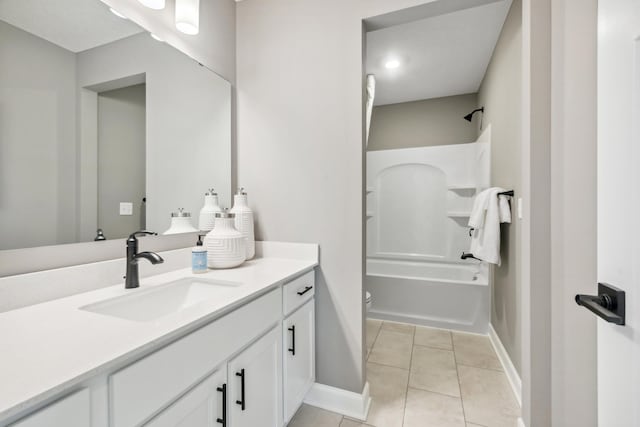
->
[192,235,207,274]
[198,188,222,231]
[230,187,255,260]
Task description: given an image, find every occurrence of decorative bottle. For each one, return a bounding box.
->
[198,188,222,231]
[230,187,255,260]
[163,208,198,235]
[203,210,246,269]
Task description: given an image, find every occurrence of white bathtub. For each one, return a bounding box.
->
[366,258,489,333]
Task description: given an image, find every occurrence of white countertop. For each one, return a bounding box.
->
[0,244,318,421]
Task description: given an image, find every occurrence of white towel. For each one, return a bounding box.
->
[467,187,512,265]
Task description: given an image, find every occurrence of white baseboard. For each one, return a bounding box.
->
[303,381,371,421]
[488,324,522,407]
[517,417,526,427]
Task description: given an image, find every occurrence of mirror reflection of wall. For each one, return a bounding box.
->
[0,0,231,251]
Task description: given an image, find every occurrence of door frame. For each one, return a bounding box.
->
[522,0,599,426]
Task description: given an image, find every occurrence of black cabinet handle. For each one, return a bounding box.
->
[235,369,246,411]
[288,325,296,356]
[576,282,625,325]
[216,383,227,426]
[297,286,313,296]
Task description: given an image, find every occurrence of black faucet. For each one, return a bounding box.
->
[125,230,164,289]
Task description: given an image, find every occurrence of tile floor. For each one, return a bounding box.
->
[289,319,520,427]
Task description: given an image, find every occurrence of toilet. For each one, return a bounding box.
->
[366,291,372,312]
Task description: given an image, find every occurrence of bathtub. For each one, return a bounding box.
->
[365,258,489,334]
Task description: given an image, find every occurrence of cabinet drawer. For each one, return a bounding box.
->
[11,389,90,427]
[283,270,315,315]
[110,288,281,427]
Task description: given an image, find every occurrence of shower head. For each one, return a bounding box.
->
[464,107,484,122]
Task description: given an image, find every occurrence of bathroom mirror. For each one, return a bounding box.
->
[0,0,231,251]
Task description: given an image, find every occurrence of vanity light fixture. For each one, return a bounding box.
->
[385,59,401,69]
[175,0,200,35]
[109,8,128,19]
[138,0,165,10]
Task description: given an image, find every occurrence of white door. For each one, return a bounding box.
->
[228,326,282,427]
[283,300,315,423]
[596,0,640,424]
[145,369,227,427]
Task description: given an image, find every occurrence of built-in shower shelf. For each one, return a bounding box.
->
[447,211,471,218]
[447,186,476,192]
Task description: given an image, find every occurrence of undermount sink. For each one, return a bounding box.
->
[80,277,243,322]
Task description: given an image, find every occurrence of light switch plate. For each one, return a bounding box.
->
[119,202,133,216]
[517,197,523,219]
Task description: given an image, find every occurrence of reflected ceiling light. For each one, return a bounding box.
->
[109,8,127,19]
[138,0,165,10]
[175,0,200,35]
[150,33,164,42]
[384,59,400,69]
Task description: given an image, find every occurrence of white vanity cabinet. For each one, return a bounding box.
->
[228,326,282,427]
[4,268,317,427]
[145,369,227,427]
[9,389,90,427]
[282,270,316,424]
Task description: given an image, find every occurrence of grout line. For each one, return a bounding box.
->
[406,385,461,400]
[400,325,415,427]
[412,342,455,352]
[366,360,410,371]
[455,362,504,373]
[451,330,470,424]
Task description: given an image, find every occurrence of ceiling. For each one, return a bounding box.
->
[0,0,145,53]
[366,0,512,106]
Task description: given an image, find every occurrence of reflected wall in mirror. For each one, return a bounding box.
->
[0,0,231,250]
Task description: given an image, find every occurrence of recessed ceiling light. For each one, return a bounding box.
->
[109,8,127,19]
[150,33,164,42]
[385,60,400,69]
[175,0,200,35]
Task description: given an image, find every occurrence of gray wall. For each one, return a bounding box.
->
[367,93,478,151]
[0,21,77,250]
[477,0,522,374]
[236,0,439,394]
[97,84,146,239]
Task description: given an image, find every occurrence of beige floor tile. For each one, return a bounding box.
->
[366,318,383,349]
[415,326,453,350]
[366,362,409,427]
[288,404,343,427]
[466,423,487,427]
[368,330,413,369]
[403,388,466,427]
[381,320,415,335]
[340,418,374,427]
[452,332,502,371]
[409,345,461,397]
[458,365,520,427]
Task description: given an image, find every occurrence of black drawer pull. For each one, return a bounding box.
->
[297,286,313,296]
[235,369,246,410]
[288,325,296,356]
[216,383,227,426]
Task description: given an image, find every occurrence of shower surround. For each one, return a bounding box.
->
[366,126,491,333]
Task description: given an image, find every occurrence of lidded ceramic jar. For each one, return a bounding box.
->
[198,188,222,231]
[163,208,198,235]
[203,210,246,269]
[230,187,255,260]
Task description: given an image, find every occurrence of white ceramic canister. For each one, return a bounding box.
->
[198,188,222,231]
[204,210,246,269]
[163,208,199,235]
[230,187,255,260]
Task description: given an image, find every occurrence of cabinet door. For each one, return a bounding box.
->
[145,369,227,427]
[283,299,315,423]
[10,389,90,427]
[228,326,282,427]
